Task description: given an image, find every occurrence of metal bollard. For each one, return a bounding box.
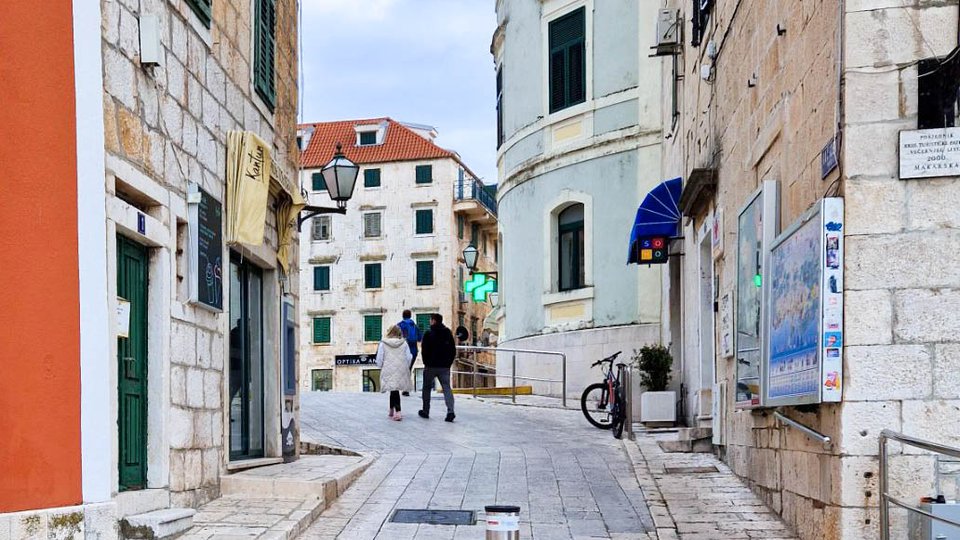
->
[484,505,520,539]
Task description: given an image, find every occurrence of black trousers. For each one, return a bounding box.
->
[390,390,401,411]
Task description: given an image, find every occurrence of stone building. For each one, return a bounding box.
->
[0,0,301,536]
[491,0,665,399]
[297,119,498,394]
[658,0,960,538]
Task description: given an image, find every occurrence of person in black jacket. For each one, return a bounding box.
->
[418,313,457,422]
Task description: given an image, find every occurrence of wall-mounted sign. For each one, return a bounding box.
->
[711,210,723,259]
[821,135,838,179]
[633,237,669,265]
[188,185,224,311]
[465,273,498,303]
[719,293,733,359]
[335,354,377,366]
[764,197,844,407]
[899,127,960,179]
[116,297,131,338]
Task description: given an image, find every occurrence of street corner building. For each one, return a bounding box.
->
[296,119,499,394]
[492,0,666,406]
[0,0,302,537]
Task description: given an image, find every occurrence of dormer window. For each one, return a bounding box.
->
[359,131,377,146]
[354,122,387,146]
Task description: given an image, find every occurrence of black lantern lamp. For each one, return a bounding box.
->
[462,243,498,278]
[298,143,360,229]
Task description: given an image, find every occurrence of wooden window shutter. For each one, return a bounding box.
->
[364,263,382,289]
[312,172,326,191]
[416,261,434,287]
[185,0,212,27]
[549,7,585,113]
[415,314,432,334]
[364,315,382,342]
[415,209,433,235]
[254,0,276,109]
[364,169,381,188]
[416,165,432,184]
[313,317,331,344]
[364,213,381,238]
[313,266,329,291]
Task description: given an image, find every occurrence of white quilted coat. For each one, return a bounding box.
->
[376,337,414,393]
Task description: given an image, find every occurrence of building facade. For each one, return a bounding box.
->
[298,119,498,394]
[0,0,301,536]
[492,0,665,399]
[659,1,960,539]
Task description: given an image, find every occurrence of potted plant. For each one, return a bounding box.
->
[633,345,676,425]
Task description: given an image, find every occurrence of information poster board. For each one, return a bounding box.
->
[764,198,844,406]
[188,185,224,311]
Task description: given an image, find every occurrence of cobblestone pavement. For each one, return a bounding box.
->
[298,392,655,539]
[626,432,799,540]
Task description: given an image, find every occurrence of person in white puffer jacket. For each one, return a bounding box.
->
[376,325,414,420]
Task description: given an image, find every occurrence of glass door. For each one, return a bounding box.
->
[229,255,264,460]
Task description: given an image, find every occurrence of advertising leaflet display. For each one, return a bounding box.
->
[188,184,224,311]
[764,198,844,406]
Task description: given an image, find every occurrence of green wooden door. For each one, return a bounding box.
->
[117,236,148,490]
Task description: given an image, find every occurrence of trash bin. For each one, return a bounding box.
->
[484,505,520,539]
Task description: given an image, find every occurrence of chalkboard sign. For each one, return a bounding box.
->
[189,186,224,311]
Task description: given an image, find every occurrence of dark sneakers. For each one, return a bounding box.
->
[418,410,429,419]
[445,413,456,423]
[401,392,410,396]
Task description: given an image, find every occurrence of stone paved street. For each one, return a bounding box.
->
[298,392,655,539]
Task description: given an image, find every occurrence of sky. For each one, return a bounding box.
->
[299,0,499,184]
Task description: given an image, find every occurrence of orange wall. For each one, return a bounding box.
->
[0,2,83,512]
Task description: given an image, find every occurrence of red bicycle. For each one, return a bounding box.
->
[580,351,627,438]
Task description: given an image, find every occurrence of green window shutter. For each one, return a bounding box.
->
[313,266,330,291]
[359,131,377,145]
[548,7,585,113]
[415,209,433,235]
[364,169,381,188]
[185,0,211,27]
[471,223,479,246]
[416,261,434,287]
[364,263,382,289]
[457,215,464,239]
[313,317,331,344]
[364,315,382,342]
[415,165,433,184]
[312,172,327,191]
[415,314,432,334]
[254,0,276,110]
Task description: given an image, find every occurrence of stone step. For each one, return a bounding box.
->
[676,426,713,442]
[658,437,714,453]
[120,508,196,539]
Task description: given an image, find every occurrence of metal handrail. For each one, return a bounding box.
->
[773,411,832,449]
[880,429,960,539]
[456,345,567,407]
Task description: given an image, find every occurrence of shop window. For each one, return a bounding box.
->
[416,261,434,287]
[312,317,331,344]
[363,212,382,238]
[312,172,326,191]
[312,215,331,241]
[185,0,211,27]
[416,165,433,184]
[313,266,330,291]
[364,168,381,188]
[253,0,276,110]
[362,369,381,392]
[364,263,382,289]
[548,7,586,113]
[415,209,434,235]
[558,204,585,291]
[364,315,382,342]
[311,369,333,391]
[918,55,960,129]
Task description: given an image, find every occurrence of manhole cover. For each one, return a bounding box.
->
[664,466,719,474]
[390,509,476,526]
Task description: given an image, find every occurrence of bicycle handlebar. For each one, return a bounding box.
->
[590,350,622,367]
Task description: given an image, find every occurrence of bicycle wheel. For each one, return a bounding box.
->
[581,383,614,429]
[611,385,626,439]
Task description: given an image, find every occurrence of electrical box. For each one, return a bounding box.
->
[908,502,960,540]
[139,14,162,67]
[654,9,680,56]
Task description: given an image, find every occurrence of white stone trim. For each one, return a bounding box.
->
[74,0,112,504]
[542,190,594,293]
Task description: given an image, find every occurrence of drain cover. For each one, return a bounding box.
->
[664,465,719,474]
[390,509,476,526]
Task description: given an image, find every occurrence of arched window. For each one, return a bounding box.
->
[558,204,585,291]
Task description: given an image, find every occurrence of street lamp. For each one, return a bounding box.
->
[297,143,360,230]
[463,244,479,272]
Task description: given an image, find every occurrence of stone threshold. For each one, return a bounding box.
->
[226,457,285,472]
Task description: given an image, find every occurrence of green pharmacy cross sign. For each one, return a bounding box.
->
[465,273,497,303]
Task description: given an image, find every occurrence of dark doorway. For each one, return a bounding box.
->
[229,255,265,460]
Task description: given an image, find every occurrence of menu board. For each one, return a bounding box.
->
[189,186,224,311]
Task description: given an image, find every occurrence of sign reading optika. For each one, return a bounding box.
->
[899,127,960,179]
[335,354,377,366]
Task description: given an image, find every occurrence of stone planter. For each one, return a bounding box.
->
[640,391,676,425]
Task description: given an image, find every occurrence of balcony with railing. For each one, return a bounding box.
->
[454,175,497,217]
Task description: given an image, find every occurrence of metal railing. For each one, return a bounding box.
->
[454,177,498,216]
[880,429,960,539]
[454,345,566,407]
[773,411,832,449]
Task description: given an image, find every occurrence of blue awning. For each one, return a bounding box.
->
[628,177,682,264]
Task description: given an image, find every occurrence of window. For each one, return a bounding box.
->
[919,55,960,129]
[362,369,381,392]
[415,313,432,335]
[359,131,377,145]
[457,215,465,239]
[312,215,331,241]
[692,0,714,47]
[363,212,381,238]
[312,317,331,344]
[185,0,211,27]
[415,165,433,184]
[363,315,382,342]
[470,317,478,346]
[471,223,479,246]
[415,209,434,235]
[311,369,332,391]
[482,233,488,254]
[253,0,276,110]
[548,7,586,113]
[313,266,330,291]
[364,263,382,289]
[496,66,504,148]
[558,204,585,291]
[364,168,381,188]
[311,172,326,191]
[416,261,434,287]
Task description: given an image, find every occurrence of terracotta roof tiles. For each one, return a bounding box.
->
[299,118,456,169]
